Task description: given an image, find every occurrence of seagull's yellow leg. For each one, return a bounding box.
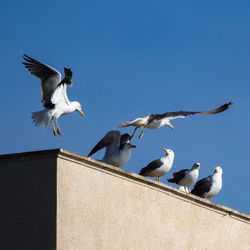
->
[156,176,159,182]
[139,127,144,139]
[55,119,62,136]
[51,120,57,136]
[129,127,138,140]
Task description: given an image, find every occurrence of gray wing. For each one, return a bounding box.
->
[139,159,162,176]
[148,102,233,122]
[191,176,212,197]
[167,169,188,184]
[88,130,121,157]
[22,54,61,108]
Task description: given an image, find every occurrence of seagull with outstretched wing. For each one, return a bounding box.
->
[119,102,233,139]
[22,54,84,136]
[88,130,136,167]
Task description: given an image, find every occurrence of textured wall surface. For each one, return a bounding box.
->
[56,150,250,250]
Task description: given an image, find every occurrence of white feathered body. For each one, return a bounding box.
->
[32,84,80,128]
[178,168,199,187]
[205,172,223,198]
[146,153,174,177]
[103,144,132,167]
[119,116,171,129]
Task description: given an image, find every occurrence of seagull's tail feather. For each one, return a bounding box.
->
[31,109,52,128]
[118,121,133,128]
[138,168,147,176]
[167,178,175,183]
[118,123,127,128]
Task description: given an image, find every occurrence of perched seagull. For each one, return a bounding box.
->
[191,166,223,201]
[139,148,174,181]
[22,54,84,136]
[119,102,233,139]
[167,162,200,192]
[88,130,136,167]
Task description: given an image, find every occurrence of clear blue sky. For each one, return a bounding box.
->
[1,1,249,214]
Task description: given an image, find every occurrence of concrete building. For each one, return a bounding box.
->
[0,149,249,250]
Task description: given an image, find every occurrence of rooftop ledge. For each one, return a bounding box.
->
[1,148,249,224]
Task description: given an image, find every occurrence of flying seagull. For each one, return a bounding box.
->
[119,102,233,139]
[88,130,136,167]
[22,54,84,136]
[191,166,223,201]
[167,162,200,192]
[139,148,174,181]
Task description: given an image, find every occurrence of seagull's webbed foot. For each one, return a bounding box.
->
[139,127,144,139]
[55,119,62,136]
[51,120,57,136]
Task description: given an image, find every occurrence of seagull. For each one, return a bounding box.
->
[139,148,174,181]
[167,162,200,192]
[191,166,223,201]
[88,130,136,167]
[22,54,84,136]
[119,102,233,139]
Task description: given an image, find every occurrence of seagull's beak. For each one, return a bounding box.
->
[163,148,168,153]
[214,167,218,171]
[129,143,136,148]
[167,123,174,130]
[79,110,84,117]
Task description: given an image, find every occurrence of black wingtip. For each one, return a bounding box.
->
[21,53,40,65]
[138,168,146,176]
[21,53,28,64]
[64,67,73,77]
[87,149,95,157]
[167,178,174,183]
[22,53,31,60]
[221,102,233,110]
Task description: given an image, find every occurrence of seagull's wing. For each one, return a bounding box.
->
[22,54,61,108]
[50,67,73,106]
[139,159,162,176]
[159,102,233,121]
[88,130,121,157]
[167,169,188,183]
[191,176,212,196]
[121,102,232,127]
[51,82,69,106]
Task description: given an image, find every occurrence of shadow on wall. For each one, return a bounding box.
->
[0,158,56,250]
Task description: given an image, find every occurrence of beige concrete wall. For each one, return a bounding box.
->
[57,150,250,250]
